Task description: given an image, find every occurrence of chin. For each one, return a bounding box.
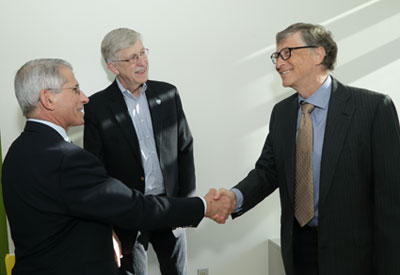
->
[73,120,85,127]
[281,78,294,88]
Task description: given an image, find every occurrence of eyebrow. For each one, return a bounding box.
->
[130,48,145,56]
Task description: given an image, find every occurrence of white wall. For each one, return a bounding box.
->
[1,0,399,274]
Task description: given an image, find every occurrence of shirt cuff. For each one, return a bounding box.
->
[198,196,207,216]
[232,188,244,212]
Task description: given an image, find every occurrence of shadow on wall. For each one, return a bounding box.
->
[334,37,400,84]
[234,0,400,137]
[325,0,399,44]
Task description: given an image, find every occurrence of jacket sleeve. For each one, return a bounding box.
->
[232,105,279,218]
[372,94,400,274]
[59,146,204,230]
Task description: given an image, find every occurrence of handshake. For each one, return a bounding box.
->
[203,188,237,224]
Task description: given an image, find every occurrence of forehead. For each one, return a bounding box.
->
[60,67,78,85]
[276,31,304,51]
[119,40,144,56]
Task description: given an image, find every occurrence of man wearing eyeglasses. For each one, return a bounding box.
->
[84,28,195,275]
[213,23,400,274]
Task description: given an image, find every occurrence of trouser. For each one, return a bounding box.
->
[119,229,187,275]
[293,221,319,275]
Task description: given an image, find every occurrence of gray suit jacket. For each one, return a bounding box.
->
[233,78,400,275]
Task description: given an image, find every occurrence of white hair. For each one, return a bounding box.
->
[101,28,142,63]
[14,58,72,116]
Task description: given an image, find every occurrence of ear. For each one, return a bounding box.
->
[39,89,57,111]
[314,47,326,66]
[107,62,119,76]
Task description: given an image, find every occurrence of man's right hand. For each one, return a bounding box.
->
[204,188,236,224]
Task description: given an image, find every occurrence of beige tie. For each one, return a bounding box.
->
[295,102,315,227]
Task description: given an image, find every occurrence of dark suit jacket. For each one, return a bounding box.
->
[2,121,203,275]
[233,78,400,275]
[83,80,195,246]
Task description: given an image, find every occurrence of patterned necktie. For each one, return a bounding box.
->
[295,102,315,227]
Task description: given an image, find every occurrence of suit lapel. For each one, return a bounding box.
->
[319,78,354,206]
[284,95,299,204]
[107,81,142,162]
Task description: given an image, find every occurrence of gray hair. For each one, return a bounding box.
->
[101,28,142,63]
[14,58,72,117]
[276,23,338,71]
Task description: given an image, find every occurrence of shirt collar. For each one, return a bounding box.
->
[27,118,71,142]
[298,75,332,109]
[116,77,147,98]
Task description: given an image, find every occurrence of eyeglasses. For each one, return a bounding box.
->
[270,46,317,64]
[46,86,82,94]
[111,48,149,64]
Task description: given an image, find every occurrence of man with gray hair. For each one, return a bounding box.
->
[214,23,400,274]
[84,28,195,275]
[2,58,232,275]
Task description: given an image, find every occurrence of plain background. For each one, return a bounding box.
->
[1,0,399,274]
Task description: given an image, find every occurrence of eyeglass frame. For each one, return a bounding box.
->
[270,46,317,64]
[110,48,149,64]
[46,86,82,95]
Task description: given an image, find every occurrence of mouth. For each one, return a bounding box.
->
[280,69,291,76]
[135,67,147,74]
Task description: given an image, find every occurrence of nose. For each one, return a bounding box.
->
[275,55,285,70]
[80,90,89,104]
[136,55,147,66]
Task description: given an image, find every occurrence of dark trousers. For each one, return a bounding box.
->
[119,229,187,275]
[293,221,319,275]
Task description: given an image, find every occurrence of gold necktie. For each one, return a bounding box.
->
[295,103,315,227]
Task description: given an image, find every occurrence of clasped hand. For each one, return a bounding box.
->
[204,188,237,224]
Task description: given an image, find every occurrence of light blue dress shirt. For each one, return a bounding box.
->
[297,75,331,226]
[234,76,332,227]
[116,78,166,196]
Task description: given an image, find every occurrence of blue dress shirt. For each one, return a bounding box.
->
[116,78,166,196]
[297,75,331,226]
[234,76,332,227]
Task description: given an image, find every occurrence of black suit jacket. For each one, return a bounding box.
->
[2,121,203,275]
[83,80,195,246]
[84,80,195,196]
[233,78,400,275]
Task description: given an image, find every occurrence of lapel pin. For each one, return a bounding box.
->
[156,99,162,105]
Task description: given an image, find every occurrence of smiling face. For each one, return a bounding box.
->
[275,31,321,94]
[51,67,89,130]
[108,40,149,94]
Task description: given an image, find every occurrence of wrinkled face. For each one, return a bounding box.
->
[275,32,317,92]
[112,40,149,89]
[52,67,89,130]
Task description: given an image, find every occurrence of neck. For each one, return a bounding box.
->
[296,72,328,99]
[117,77,143,98]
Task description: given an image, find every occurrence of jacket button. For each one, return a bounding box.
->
[140,176,145,181]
